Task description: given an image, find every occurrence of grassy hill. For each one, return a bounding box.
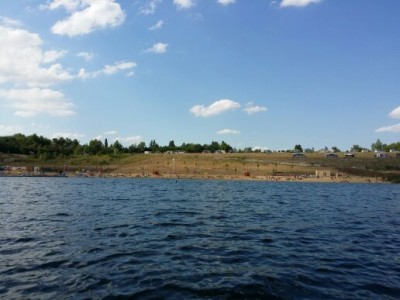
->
[2,151,400,182]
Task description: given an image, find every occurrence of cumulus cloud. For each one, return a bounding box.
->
[149,20,164,31]
[52,132,85,139]
[42,50,68,63]
[217,129,240,135]
[139,0,162,15]
[243,102,267,115]
[0,125,22,135]
[174,0,195,10]
[78,61,136,79]
[0,88,75,117]
[48,0,125,37]
[389,106,400,119]
[0,25,73,87]
[280,0,321,8]
[375,124,400,133]
[104,130,118,135]
[0,16,23,27]
[0,24,77,117]
[190,99,241,117]
[103,61,137,75]
[217,0,236,6]
[77,51,94,61]
[115,135,143,146]
[40,0,81,12]
[146,43,168,54]
[374,106,400,133]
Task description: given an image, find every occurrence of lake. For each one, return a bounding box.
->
[0,178,399,299]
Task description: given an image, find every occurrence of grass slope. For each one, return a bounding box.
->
[2,152,400,182]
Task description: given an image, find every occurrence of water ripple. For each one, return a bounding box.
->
[0,178,399,299]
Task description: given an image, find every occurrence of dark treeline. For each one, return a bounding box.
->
[1,134,399,159]
[0,133,235,158]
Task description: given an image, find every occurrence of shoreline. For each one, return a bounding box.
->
[1,172,384,184]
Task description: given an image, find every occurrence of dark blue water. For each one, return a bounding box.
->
[0,178,399,299]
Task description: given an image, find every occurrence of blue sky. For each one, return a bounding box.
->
[0,0,399,151]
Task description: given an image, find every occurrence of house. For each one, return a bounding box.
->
[344,152,355,158]
[315,170,332,177]
[325,152,338,158]
[375,151,388,158]
[292,152,305,158]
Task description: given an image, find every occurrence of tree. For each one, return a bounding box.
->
[294,144,303,152]
[208,141,220,152]
[331,146,341,153]
[168,140,176,150]
[371,139,383,152]
[111,140,124,153]
[86,139,104,155]
[137,141,146,153]
[104,138,108,148]
[351,145,363,152]
[220,141,232,152]
[149,140,159,152]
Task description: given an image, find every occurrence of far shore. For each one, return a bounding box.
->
[2,152,397,183]
[1,171,383,184]
[99,173,384,184]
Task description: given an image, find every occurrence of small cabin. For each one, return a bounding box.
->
[344,152,355,158]
[292,152,305,158]
[375,152,388,158]
[325,153,338,158]
[316,170,332,177]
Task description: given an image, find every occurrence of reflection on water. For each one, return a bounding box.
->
[1,178,399,299]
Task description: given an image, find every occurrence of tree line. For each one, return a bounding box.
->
[0,133,234,159]
[0,134,399,159]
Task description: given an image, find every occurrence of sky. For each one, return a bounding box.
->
[0,0,399,151]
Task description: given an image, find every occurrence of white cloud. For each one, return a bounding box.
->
[41,0,81,12]
[52,132,85,139]
[139,0,162,15]
[190,99,241,117]
[146,43,168,54]
[0,125,22,135]
[217,0,236,6]
[217,129,240,135]
[389,106,400,119]
[280,0,321,8]
[42,50,68,63]
[0,88,75,117]
[77,51,94,61]
[174,0,195,10]
[0,25,73,87]
[49,0,125,37]
[78,61,136,79]
[149,20,164,31]
[243,102,267,115]
[104,130,117,135]
[115,135,143,146]
[375,123,400,133]
[0,16,23,27]
[103,61,137,75]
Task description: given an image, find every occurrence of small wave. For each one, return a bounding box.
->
[102,282,285,300]
[261,237,274,244]
[14,237,35,243]
[38,259,69,269]
[153,221,204,228]
[362,283,400,298]
[53,212,72,217]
